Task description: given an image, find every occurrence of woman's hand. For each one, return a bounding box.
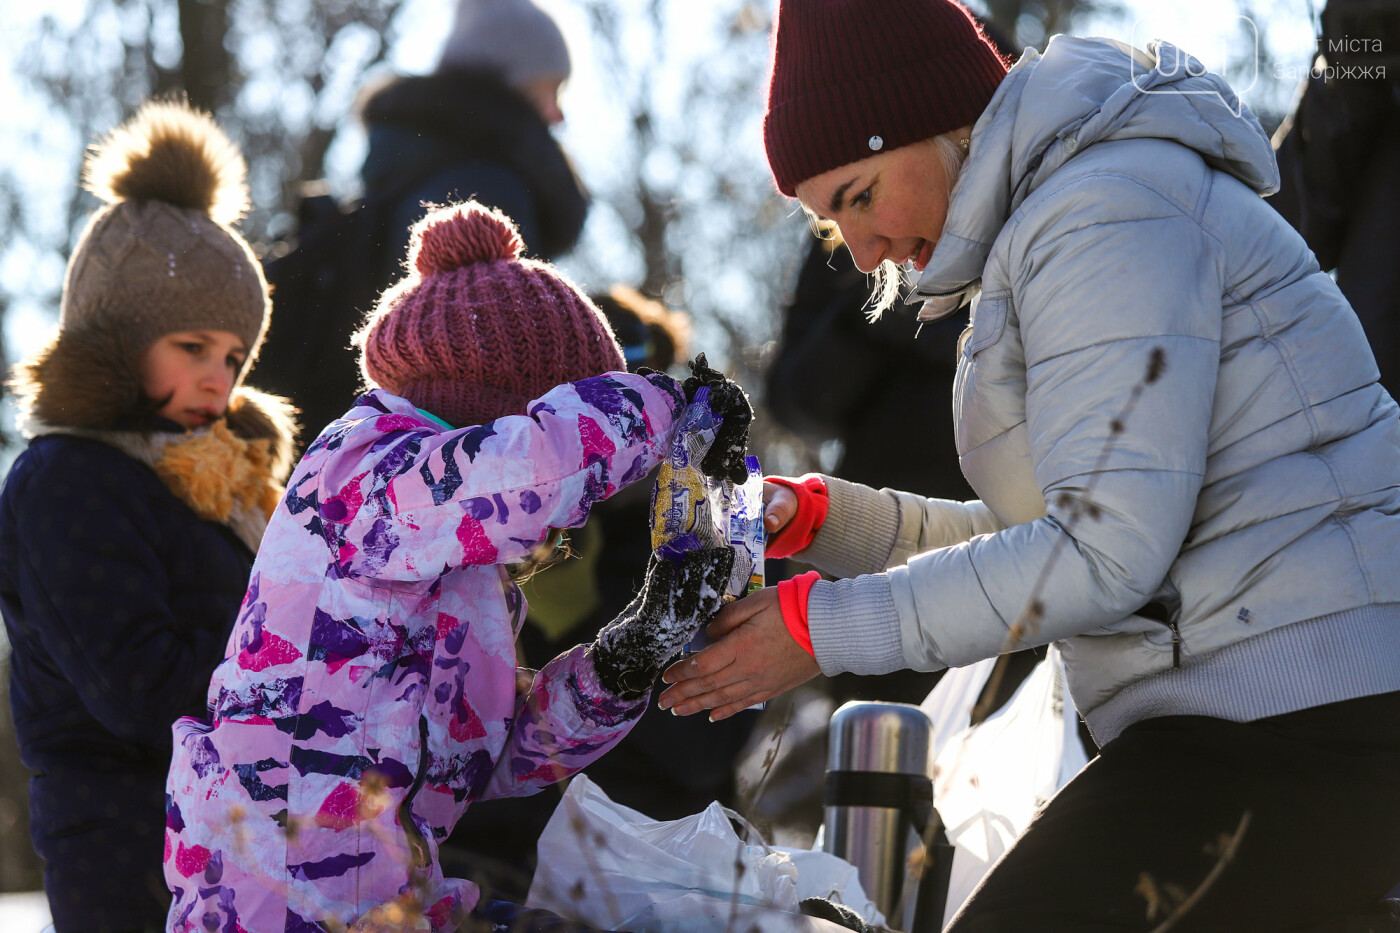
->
[657,587,820,720]
[763,480,798,537]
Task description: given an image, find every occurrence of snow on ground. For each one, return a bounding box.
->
[0,890,51,933]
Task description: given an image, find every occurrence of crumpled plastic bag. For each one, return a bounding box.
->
[526,775,876,933]
[920,647,1089,928]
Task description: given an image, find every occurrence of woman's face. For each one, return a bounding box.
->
[140,330,247,430]
[794,140,952,275]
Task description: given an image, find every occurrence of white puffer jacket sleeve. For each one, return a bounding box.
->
[807,173,1223,677]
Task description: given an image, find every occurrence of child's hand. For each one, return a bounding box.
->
[682,354,753,485]
[591,547,735,699]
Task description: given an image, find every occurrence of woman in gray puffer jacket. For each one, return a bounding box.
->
[662,1,1400,929]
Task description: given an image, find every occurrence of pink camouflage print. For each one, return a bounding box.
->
[164,371,684,931]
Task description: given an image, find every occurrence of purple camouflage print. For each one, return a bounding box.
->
[164,372,684,931]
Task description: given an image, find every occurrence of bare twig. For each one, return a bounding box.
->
[1145,810,1252,933]
[737,694,796,819]
[972,345,1167,722]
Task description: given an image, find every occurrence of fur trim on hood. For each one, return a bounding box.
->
[357,68,588,259]
[10,315,298,477]
[10,318,299,551]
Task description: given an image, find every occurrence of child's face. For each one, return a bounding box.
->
[140,330,247,430]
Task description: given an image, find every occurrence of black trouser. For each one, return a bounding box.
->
[469,899,613,933]
[946,691,1400,933]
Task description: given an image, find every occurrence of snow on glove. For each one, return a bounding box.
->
[592,547,735,699]
[681,353,753,486]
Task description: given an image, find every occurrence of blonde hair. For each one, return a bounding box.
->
[507,528,571,582]
[867,129,970,319]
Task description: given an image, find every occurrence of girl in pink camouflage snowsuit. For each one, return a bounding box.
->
[163,202,744,932]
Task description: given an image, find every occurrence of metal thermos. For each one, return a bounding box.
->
[823,701,951,933]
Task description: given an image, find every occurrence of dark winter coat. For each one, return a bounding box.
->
[359,67,588,265]
[253,68,590,445]
[1270,62,1400,395]
[1,327,296,932]
[767,237,973,501]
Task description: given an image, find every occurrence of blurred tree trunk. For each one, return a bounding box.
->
[178,0,234,112]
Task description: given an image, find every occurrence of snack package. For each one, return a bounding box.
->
[649,387,765,702]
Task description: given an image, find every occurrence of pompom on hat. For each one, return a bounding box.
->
[358,201,625,427]
[763,0,1010,197]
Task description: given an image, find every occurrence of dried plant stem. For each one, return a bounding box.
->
[914,347,1170,926]
[738,694,796,818]
[888,807,947,931]
[562,808,626,927]
[1148,810,1252,933]
[973,346,1167,722]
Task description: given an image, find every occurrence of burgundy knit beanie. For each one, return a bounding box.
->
[764,0,1010,197]
[358,201,624,427]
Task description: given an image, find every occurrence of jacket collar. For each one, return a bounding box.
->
[24,416,286,553]
[20,384,298,553]
[358,68,589,259]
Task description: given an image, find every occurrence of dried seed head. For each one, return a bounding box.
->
[1146,346,1167,384]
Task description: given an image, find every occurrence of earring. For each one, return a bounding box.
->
[959,137,970,152]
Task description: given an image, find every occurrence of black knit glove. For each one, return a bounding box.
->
[799,897,876,933]
[681,353,753,486]
[592,547,735,699]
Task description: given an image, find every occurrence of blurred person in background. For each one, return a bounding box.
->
[257,0,588,447]
[1270,0,1400,395]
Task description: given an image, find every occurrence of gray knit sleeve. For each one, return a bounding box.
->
[807,575,912,676]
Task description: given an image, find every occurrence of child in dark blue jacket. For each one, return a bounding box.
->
[0,100,296,933]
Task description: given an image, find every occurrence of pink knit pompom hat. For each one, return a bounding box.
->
[357,201,625,426]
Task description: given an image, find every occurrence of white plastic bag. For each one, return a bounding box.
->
[775,847,884,925]
[526,775,873,932]
[919,647,1089,928]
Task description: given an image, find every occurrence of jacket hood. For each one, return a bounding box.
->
[11,316,299,481]
[357,68,588,259]
[915,36,1280,300]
